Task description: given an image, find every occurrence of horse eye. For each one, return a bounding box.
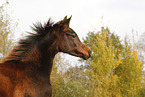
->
[65,31,76,38]
[72,34,76,38]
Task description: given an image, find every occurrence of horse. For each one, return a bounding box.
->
[0,16,91,97]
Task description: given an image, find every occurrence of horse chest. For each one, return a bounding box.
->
[14,74,52,97]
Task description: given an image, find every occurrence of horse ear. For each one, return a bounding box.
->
[63,16,67,20]
[68,15,72,21]
[62,15,72,27]
[63,15,72,21]
[56,16,72,27]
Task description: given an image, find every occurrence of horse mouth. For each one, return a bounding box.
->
[70,52,91,60]
[83,54,91,60]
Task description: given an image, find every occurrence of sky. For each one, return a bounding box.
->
[5,0,145,41]
[1,0,145,65]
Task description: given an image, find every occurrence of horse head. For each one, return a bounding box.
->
[56,16,91,60]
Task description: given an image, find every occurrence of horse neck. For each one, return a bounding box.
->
[22,33,58,76]
[39,47,58,76]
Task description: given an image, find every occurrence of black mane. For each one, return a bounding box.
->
[32,19,54,34]
[4,19,55,62]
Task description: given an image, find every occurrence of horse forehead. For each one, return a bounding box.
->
[63,27,74,32]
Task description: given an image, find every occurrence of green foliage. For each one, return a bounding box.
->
[83,28,122,96]
[0,1,15,62]
[51,54,87,97]
[114,38,143,96]
[84,27,144,97]
[52,27,144,97]
[51,53,93,97]
[52,70,89,97]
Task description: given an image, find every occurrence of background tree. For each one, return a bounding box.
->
[137,32,145,50]
[83,27,144,96]
[137,32,145,67]
[51,53,93,97]
[0,1,15,62]
[83,28,123,96]
[136,32,145,96]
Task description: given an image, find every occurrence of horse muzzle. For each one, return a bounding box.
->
[82,50,91,60]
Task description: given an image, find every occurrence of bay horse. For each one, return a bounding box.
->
[0,16,91,97]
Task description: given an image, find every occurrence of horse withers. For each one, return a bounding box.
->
[0,16,91,97]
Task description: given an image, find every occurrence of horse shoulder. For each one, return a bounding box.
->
[0,62,25,97]
[0,72,13,97]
